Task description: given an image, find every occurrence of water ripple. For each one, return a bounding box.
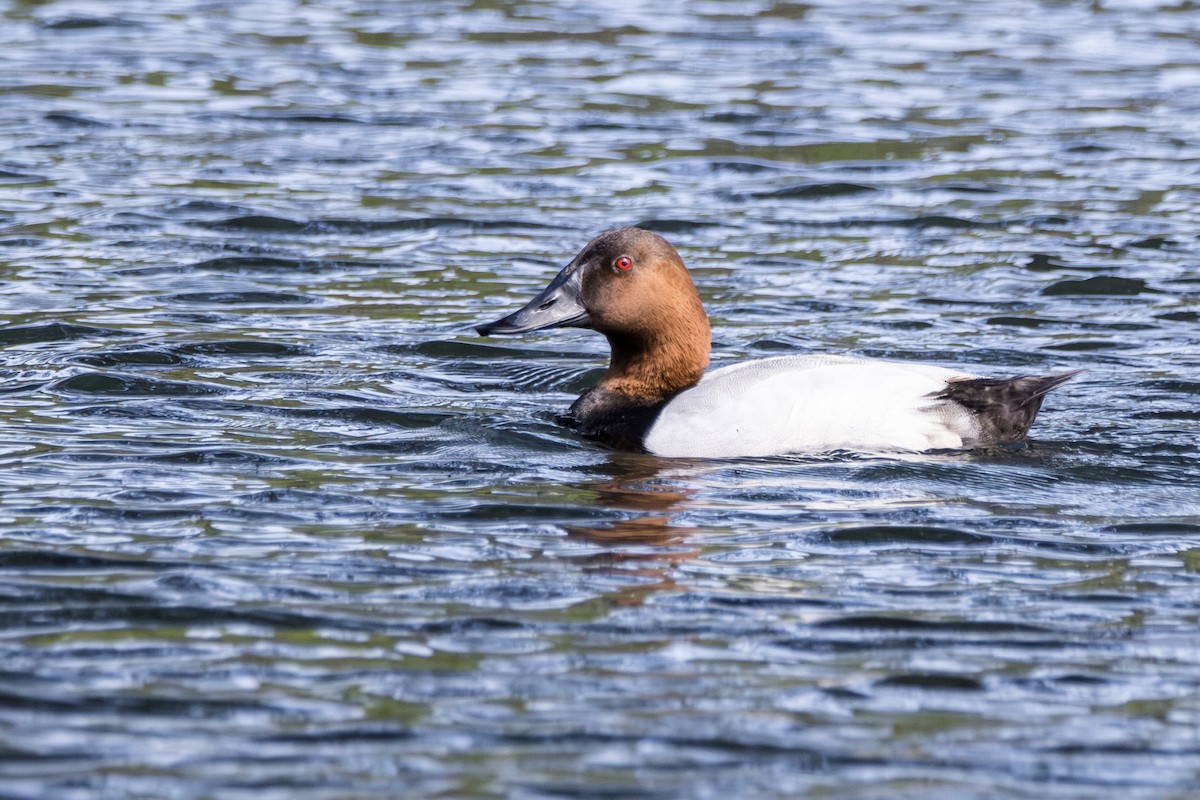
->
[1,0,1199,798]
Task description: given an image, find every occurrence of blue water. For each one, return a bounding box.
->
[1,1,1199,797]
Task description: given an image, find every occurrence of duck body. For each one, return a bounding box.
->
[641,355,976,457]
[477,228,1078,458]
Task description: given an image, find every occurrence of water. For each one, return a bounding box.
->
[1,0,1199,797]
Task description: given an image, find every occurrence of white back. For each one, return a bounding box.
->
[643,355,981,457]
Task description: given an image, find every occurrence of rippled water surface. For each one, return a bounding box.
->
[2,0,1200,797]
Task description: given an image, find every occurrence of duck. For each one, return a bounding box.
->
[476,227,1079,458]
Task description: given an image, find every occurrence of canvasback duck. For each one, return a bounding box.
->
[476,227,1079,457]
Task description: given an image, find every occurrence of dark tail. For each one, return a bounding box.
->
[938,369,1083,443]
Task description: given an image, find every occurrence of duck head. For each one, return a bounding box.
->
[477,227,711,400]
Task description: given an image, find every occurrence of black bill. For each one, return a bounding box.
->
[476,264,590,335]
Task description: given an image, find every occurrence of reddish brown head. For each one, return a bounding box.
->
[477,227,710,401]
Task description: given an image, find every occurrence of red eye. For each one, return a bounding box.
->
[615,256,632,271]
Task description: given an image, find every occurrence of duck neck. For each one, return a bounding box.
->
[596,323,710,403]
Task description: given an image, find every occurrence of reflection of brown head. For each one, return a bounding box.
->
[565,461,710,606]
[591,477,691,513]
[566,459,697,547]
[566,514,691,548]
[566,513,692,606]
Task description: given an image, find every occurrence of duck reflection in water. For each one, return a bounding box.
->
[566,458,705,606]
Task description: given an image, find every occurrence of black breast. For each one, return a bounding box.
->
[567,388,669,452]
